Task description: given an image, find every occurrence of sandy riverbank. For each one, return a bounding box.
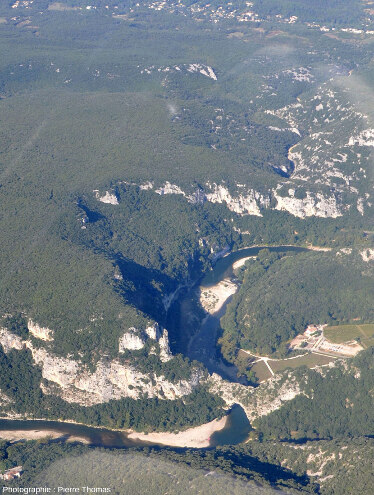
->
[232,256,255,270]
[199,279,238,314]
[305,245,332,252]
[0,429,90,444]
[127,415,227,448]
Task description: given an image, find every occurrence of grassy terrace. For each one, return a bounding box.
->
[242,351,336,382]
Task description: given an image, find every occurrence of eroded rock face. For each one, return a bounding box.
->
[159,329,172,362]
[273,189,343,218]
[0,327,24,353]
[155,182,185,196]
[118,323,171,362]
[348,128,374,147]
[208,372,306,421]
[145,323,161,340]
[37,347,200,405]
[0,328,200,406]
[0,390,12,406]
[28,320,54,341]
[205,183,267,216]
[93,189,119,205]
[119,328,145,351]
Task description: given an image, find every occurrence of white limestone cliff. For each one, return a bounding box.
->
[0,328,201,406]
[93,189,119,205]
[155,182,185,196]
[208,372,305,421]
[274,189,342,218]
[119,328,145,351]
[28,319,54,341]
[159,329,172,362]
[133,179,350,219]
[205,183,266,216]
[0,327,23,353]
[145,323,161,340]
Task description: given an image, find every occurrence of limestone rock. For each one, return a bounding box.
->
[159,329,172,362]
[0,328,24,353]
[28,319,54,341]
[119,328,145,351]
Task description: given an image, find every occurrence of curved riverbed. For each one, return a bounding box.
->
[202,245,309,286]
[184,246,309,379]
[0,245,311,449]
[0,405,250,449]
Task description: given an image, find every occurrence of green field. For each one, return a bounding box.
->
[268,353,335,373]
[324,324,374,346]
[250,361,273,382]
[250,352,335,382]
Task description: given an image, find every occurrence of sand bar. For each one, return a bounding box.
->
[127,415,227,448]
[232,256,255,270]
[199,279,238,314]
[0,429,90,444]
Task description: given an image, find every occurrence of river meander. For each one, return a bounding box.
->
[0,245,311,449]
[185,246,309,379]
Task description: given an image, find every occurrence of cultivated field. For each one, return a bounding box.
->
[325,324,374,346]
[268,353,335,373]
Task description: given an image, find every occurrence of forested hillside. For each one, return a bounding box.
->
[220,249,374,357]
[0,2,373,492]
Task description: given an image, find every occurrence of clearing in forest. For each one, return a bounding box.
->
[324,324,374,346]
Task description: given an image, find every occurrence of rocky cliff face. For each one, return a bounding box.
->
[208,371,308,421]
[118,323,172,362]
[0,324,197,406]
[27,320,54,341]
[273,188,343,218]
[106,179,354,219]
[0,327,23,353]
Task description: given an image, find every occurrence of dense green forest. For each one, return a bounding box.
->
[3,435,374,494]
[220,250,374,357]
[254,347,374,441]
[0,441,316,494]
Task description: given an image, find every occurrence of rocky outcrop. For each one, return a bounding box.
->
[93,189,119,205]
[140,63,217,81]
[274,188,343,218]
[348,128,374,147]
[159,329,172,362]
[208,371,306,421]
[205,183,266,216]
[119,328,145,351]
[28,319,54,341]
[155,182,185,196]
[0,327,196,406]
[35,344,200,405]
[0,390,12,406]
[145,179,348,219]
[118,323,171,361]
[360,248,374,262]
[0,328,24,353]
[145,323,161,340]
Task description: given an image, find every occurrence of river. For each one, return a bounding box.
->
[0,245,310,449]
[0,405,250,449]
[180,246,309,380]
